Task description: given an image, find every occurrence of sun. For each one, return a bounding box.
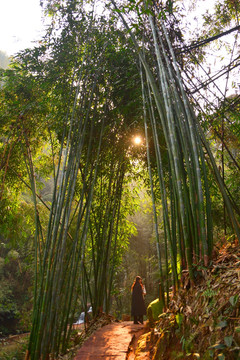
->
[133,136,142,145]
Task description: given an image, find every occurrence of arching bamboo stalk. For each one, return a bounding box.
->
[146,77,179,292]
[140,60,166,305]
[111,0,240,287]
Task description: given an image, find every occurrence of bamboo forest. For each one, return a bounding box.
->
[0,0,240,359]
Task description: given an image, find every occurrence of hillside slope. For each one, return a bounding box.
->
[136,242,240,359]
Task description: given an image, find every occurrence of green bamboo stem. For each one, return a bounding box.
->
[58,103,97,352]
[197,120,240,240]
[28,32,108,360]
[106,168,125,313]
[146,77,179,292]
[160,20,210,262]
[140,61,165,305]
[148,14,194,279]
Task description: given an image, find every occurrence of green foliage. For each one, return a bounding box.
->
[229,295,239,307]
[0,190,40,336]
[0,251,33,335]
[0,334,28,360]
[176,313,184,328]
[203,95,240,237]
[203,0,240,32]
[147,298,164,326]
[0,1,239,359]
[0,263,19,319]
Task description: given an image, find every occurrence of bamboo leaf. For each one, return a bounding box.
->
[176,313,184,328]
[209,343,226,350]
[216,320,228,329]
[224,335,233,347]
[229,295,238,307]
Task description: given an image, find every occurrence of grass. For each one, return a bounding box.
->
[0,334,29,360]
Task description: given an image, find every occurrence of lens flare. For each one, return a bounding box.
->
[133,136,142,145]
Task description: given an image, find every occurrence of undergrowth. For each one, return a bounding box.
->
[136,242,240,360]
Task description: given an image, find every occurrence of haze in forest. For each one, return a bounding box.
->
[0,0,44,56]
[0,51,9,69]
[0,0,239,358]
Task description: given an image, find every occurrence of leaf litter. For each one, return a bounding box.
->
[135,242,240,359]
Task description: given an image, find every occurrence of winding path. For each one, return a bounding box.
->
[74,321,145,359]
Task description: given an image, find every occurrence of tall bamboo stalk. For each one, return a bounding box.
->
[146,77,179,292]
[111,0,240,288]
[140,60,166,304]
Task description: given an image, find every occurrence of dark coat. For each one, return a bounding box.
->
[131,282,146,316]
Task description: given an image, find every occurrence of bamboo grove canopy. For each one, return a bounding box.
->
[0,0,239,359]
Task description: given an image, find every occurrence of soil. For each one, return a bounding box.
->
[73,321,146,360]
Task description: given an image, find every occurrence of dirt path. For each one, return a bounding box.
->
[74,321,146,360]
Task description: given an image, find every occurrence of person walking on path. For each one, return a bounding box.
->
[131,276,146,324]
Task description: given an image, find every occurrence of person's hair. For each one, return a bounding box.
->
[131,276,143,291]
